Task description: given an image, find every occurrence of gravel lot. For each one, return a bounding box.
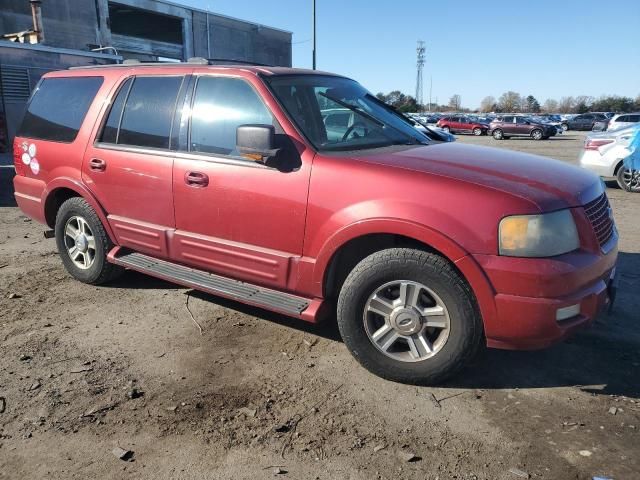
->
[1,132,639,479]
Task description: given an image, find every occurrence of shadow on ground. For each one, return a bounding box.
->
[1,167,17,207]
[109,250,640,398]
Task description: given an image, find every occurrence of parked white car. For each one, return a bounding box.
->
[607,112,640,131]
[579,124,640,191]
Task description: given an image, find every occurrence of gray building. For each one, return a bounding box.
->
[0,0,292,160]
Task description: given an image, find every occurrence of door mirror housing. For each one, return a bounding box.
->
[236,124,279,162]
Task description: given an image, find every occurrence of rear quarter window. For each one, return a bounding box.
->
[17,76,103,143]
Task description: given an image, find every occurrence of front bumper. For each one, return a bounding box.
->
[474,244,618,350]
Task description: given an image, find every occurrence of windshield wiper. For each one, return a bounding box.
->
[318,92,423,145]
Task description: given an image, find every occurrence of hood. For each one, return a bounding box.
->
[351,143,602,211]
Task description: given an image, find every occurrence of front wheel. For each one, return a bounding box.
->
[616,166,640,192]
[336,248,483,385]
[492,129,504,140]
[561,123,568,132]
[55,197,123,284]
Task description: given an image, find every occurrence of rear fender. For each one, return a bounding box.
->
[43,177,116,243]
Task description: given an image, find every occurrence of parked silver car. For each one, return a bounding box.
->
[579,124,640,192]
[607,112,640,131]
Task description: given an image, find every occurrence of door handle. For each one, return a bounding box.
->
[184,171,209,187]
[89,158,106,172]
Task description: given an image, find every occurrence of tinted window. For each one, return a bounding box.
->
[629,115,640,122]
[99,77,133,144]
[582,115,593,120]
[615,116,628,123]
[18,76,103,142]
[502,116,514,123]
[118,76,183,149]
[190,76,273,156]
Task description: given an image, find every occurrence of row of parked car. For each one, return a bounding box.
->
[406,111,640,141]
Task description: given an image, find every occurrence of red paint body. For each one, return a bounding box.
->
[13,65,617,350]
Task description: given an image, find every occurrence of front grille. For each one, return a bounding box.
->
[584,193,615,247]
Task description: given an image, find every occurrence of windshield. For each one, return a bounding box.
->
[265,75,431,151]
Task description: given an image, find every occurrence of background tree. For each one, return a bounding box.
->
[375,90,418,112]
[524,95,541,113]
[543,98,559,112]
[479,95,496,113]
[498,91,521,112]
[591,95,634,113]
[448,94,462,111]
[558,96,575,113]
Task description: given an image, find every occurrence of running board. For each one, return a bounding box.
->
[110,250,311,317]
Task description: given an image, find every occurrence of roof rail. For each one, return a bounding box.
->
[70,57,274,70]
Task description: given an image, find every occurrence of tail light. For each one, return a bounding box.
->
[13,139,26,176]
[584,138,614,151]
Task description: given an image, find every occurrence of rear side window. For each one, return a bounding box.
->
[100,77,133,144]
[189,76,273,156]
[117,76,183,149]
[18,76,103,142]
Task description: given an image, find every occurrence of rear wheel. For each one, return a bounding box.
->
[492,129,504,140]
[531,129,543,140]
[616,166,640,192]
[472,127,482,136]
[336,248,483,385]
[55,197,123,284]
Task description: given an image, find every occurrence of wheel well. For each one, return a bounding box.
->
[44,188,81,228]
[614,160,624,175]
[324,233,441,300]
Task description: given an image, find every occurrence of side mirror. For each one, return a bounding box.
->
[236,124,279,162]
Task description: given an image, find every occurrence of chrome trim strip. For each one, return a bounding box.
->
[93,142,271,170]
[14,192,41,203]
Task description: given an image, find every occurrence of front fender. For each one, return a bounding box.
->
[311,216,470,292]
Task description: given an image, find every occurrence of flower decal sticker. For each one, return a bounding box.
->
[21,142,40,175]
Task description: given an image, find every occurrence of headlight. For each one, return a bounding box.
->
[499,209,579,257]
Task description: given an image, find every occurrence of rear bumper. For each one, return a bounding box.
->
[579,150,616,178]
[474,243,618,350]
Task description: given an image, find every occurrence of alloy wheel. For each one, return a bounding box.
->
[363,280,451,362]
[63,216,96,269]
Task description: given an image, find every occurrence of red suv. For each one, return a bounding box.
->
[13,63,618,385]
[436,115,489,135]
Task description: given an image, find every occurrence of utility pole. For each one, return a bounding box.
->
[312,0,317,69]
[415,40,425,111]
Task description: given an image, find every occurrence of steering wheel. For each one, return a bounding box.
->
[341,121,369,141]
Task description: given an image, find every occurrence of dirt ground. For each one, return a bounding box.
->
[0,132,639,480]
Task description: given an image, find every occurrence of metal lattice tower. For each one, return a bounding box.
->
[415,41,425,109]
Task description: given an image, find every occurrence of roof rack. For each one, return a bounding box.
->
[70,57,273,70]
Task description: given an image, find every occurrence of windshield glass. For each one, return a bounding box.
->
[265,75,431,151]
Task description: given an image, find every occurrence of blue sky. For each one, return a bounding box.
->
[177,0,640,109]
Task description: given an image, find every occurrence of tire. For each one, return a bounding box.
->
[472,127,482,136]
[336,248,483,385]
[561,123,568,132]
[55,197,123,285]
[442,126,450,133]
[531,129,543,140]
[492,129,504,140]
[616,166,640,193]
